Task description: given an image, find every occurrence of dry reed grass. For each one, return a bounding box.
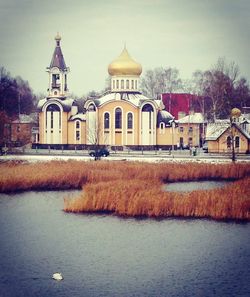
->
[64,177,250,221]
[1,160,249,220]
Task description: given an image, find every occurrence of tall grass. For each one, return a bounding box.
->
[0,160,249,220]
[64,177,250,221]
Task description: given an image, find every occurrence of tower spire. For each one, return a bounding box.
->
[50,33,66,70]
[47,33,69,98]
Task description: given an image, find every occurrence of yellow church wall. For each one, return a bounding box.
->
[67,121,75,144]
[98,100,139,145]
[126,132,133,145]
[81,121,86,144]
[38,111,70,144]
[67,119,86,145]
[156,127,178,146]
[61,112,69,144]
[39,112,45,144]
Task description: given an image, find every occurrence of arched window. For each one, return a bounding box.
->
[131,80,134,89]
[75,120,80,141]
[47,104,60,112]
[127,113,133,129]
[76,121,80,129]
[88,104,96,111]
[160,122,165,134]
[121,80,124,89]
[46,104,61,129]
[116,80,119,89]
[52,74,60,88]
[142,104,154,112]
[104,112,110,129]
[126,80,129,89]
[189,127,193,133]
[113,80,115,89]
[227,136,231,148]
[235,136,240,148]
[135,80,137,89]
[115,108,122,129]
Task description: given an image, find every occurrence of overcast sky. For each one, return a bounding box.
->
[0,0,249,96]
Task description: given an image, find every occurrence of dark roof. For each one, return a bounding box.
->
[73,99,85,113]
[157,110,174,127]
[50,45,67,70]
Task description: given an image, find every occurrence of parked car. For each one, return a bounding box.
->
[89,148,110,157]
[179,144,189,150]
[202,142,208,153]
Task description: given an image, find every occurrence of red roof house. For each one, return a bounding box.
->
[161,93,201,119]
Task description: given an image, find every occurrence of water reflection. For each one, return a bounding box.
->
[0,191,249,297]
[164,180,232,192]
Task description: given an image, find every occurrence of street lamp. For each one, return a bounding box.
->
[171,121,175,152]
[230,108,241,162]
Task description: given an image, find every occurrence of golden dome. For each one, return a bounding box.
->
[108,47,142,76]
[231,108,241,118]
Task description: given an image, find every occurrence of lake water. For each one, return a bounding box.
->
[0,191,249,297]
[164,180,232,192]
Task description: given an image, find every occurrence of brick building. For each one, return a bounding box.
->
[4,114,38,146]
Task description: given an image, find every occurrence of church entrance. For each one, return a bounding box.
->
[141,104,154,145]
[46,104,61,144]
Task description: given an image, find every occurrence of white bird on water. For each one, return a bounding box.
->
[52,272,63,281]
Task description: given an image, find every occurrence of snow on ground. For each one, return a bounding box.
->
[0,154,248,164]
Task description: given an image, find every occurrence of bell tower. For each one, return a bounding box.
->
[46,33,69,98]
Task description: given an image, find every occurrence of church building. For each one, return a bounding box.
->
[37,34,179,149]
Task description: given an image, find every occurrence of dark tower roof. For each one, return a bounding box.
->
[49,33,67,70]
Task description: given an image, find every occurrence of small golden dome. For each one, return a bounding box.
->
[108,47,142,76]
[231,108,241,118]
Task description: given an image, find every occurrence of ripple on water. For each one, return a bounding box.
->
[0,190,249,297]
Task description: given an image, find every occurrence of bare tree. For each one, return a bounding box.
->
[197,58,246,121]
[140,69,158,98]
[213,57,240,83]
[103,75,111,93]
[163,67,182,93]
[87,114,108,160]
[141,67,182,103]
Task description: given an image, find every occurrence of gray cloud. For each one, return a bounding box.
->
[0,0,249,96]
